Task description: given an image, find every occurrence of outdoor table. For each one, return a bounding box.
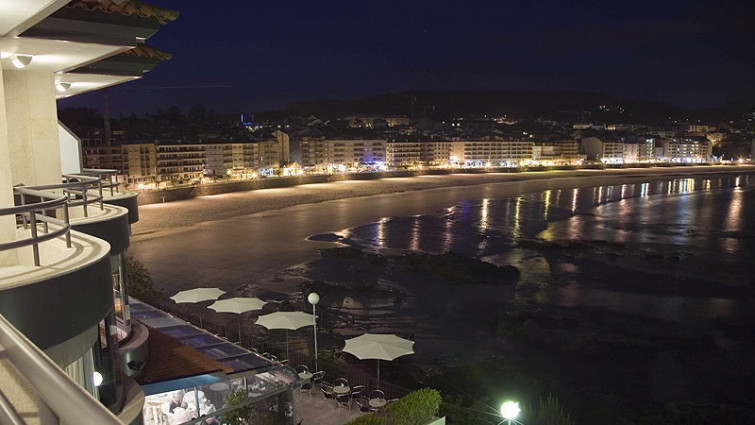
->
[369,397,387,410]
[298,371,313,381]
[333,384,350,395]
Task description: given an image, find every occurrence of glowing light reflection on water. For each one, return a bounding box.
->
[340,173,755,327]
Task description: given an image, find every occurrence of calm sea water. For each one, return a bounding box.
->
[337,173,755,328]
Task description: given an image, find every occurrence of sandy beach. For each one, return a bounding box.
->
[133,166,754,235]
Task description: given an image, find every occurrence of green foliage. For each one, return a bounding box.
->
[221,390,253,425]
[346,414,385,425]
[345,388,442,425]
[124,254,166,306]
[531,394,574,425]
[385,388,442,425]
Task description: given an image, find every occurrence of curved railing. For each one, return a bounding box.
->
[81,168,120,196]
[0,187,71,267]
[24,174,104,218]
[0,314,122,425]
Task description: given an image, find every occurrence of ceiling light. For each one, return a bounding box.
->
[11,54,33,68]
[56,82,71,92]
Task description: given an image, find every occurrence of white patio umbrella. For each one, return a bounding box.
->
[208,297,268,343]
[342,333,414,389]
[170,287,225,327]
[255,311,316,360]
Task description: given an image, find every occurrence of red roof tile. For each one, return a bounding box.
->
[122,43,173,61]
[66,0,179,25]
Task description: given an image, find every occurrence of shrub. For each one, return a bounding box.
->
[385,388,442,425]
[221,390,253,425]
[346,414,385,425]
[125,254,166,306]
[531,394,574,425]
[345,388,442,425]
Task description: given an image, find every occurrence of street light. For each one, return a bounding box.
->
[500,401,521,425]
[307,292,320,371]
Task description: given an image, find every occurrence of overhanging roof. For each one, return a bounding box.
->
[1,0,178,97]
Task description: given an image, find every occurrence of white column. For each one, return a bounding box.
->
[3,70,62,187]
[0,65,18,267]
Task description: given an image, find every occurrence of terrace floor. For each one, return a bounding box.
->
[294,388,366,425]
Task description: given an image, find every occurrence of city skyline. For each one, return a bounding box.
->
[59,0,755,116]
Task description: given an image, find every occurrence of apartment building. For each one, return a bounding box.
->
[123,143,158,186]
[581,137,625,163]
[658,137,713,162]
[420,140,454,167]
[532,140,582,165]
[156,142,205,183]
[386,140,422,167]
[300,138,387,169]
[451,139,534,166]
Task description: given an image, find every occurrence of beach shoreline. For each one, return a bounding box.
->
[132,165,755,236]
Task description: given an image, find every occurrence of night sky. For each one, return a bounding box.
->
[59,0,755,116]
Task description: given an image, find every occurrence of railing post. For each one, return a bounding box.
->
[96,180,104,210]
[29,211,40,267]
[81,181,88,218]
[19,193,28,229]
[62,204,71,248]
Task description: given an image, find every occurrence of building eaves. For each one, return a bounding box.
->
[121,43,173,60]
[66,0,179,25]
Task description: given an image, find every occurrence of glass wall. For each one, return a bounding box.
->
[142,368,298,425]
[96,313,124,412]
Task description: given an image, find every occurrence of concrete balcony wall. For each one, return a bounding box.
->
[69,204,131,255]
[0,228,112,354]
[103,190,140,224]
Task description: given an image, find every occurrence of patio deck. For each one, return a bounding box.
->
[294,388,366,425]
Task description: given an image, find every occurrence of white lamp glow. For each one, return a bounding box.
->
[92,371,103,387]
[308,292,320,371]
[501,401,520,420]
[11,54,32,68]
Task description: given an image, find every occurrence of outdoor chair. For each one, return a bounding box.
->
[368,389,386,412]
[335,392,351,410]
[334,377,348,388]
[300,380,313,396]
[354,394,371,412]
[296,365,309,374]
[348,385,365,412]
[321,383,335,401]
[350,385,364,399]
[312,371,325,388]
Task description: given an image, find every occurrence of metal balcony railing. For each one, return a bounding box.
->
[0,314,122,425]
[23,174,104,218]
[0,187,71,267]
[1,170,118,266]
[80,168,120,196]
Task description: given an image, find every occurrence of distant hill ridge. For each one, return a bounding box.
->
[278,90,682,123]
